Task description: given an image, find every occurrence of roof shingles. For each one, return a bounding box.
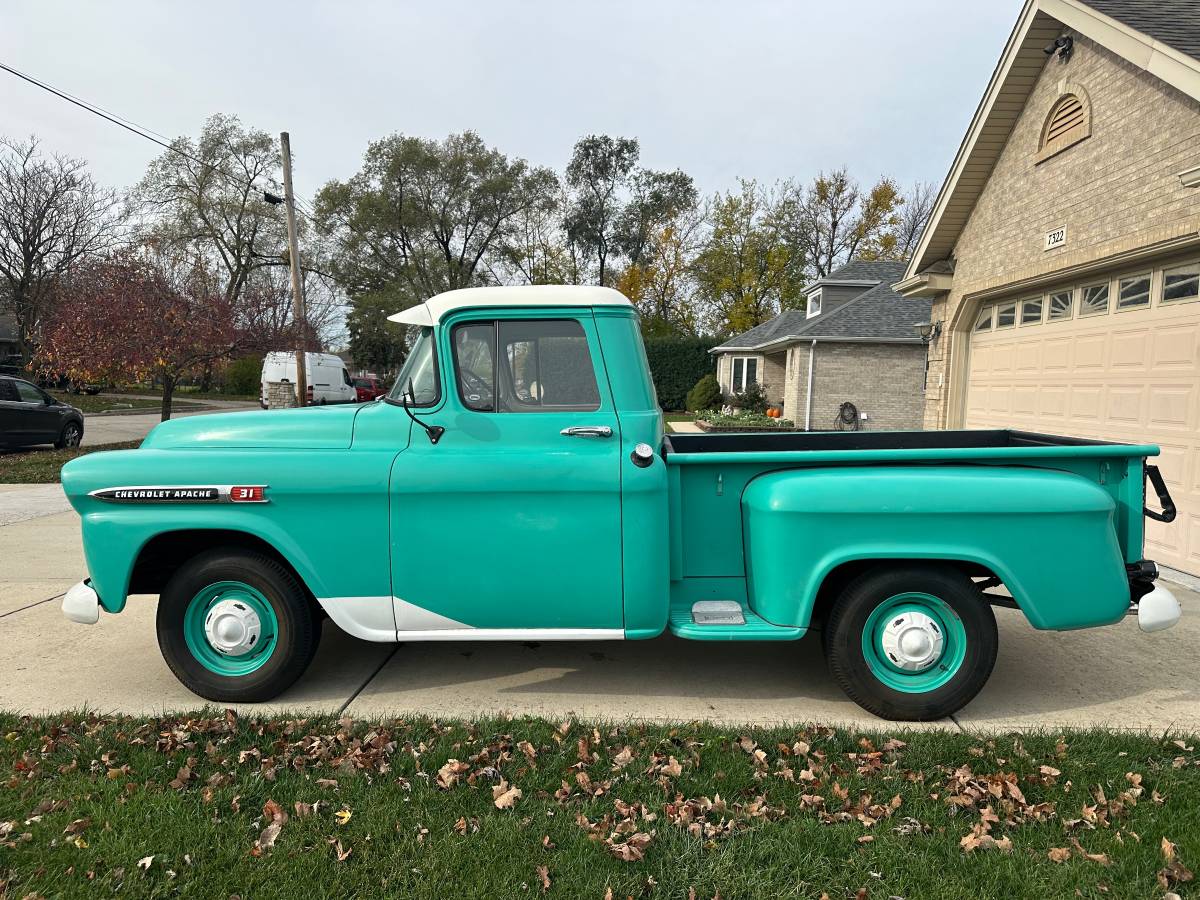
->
[1082,0,1200,62]
[715,260,932,350]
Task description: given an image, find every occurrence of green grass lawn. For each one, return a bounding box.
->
[1,714,1196,899]
[47,392,162,414]
[0,441,139,483]
[105,385,258,403]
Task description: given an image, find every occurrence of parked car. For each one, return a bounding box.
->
[0,375,84,449]
[352,376,386,403]
[59,285,1180,720]
[259,352,356,407]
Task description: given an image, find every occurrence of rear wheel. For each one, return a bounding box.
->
[823,564,997,721]
[157,549,320,702]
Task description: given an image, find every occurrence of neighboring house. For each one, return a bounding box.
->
[0,311,18,364]
[712,260,932,430]
[895,0,1200,575]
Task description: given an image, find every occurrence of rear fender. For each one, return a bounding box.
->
[741,466,1129,631]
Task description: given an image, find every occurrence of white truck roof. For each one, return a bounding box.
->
[387,285,633,326]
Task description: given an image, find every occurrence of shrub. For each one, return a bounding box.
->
[643,337,719,411]
[730,382,768,413]
[223,354,263,396]
[686,373,722,412]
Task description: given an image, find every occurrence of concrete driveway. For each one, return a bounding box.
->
[2,483,1197,730]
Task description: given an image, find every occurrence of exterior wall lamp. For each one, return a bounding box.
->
[913,321,943,343]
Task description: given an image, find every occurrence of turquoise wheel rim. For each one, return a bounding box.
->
[183,581,278,677]
[860,592,966,694]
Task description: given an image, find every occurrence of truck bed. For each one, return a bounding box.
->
[661,429,1159,608]
[665,428,1145,456]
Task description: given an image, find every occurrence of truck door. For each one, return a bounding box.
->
[388,313,624,634]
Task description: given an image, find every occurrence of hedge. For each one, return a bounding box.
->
[643,337,719,411]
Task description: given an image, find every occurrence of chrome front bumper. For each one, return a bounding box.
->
[62,580,100,625]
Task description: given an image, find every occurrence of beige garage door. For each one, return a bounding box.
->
[964,263,1200,576]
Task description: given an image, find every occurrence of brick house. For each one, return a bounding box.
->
[711,260,932,430]
[895,0,1200,574]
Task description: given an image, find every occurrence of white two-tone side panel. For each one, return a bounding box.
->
[318,596,398,642]
[318,596,625,642]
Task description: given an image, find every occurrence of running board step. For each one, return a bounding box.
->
[668,600,803,641]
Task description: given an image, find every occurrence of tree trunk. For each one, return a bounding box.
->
[160,376,176,422]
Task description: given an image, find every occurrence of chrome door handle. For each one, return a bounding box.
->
[560,425,613,438]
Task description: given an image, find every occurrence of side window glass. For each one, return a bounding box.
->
[0,380,16,402]
[498,319,600,411]
[14,381,44,403]
[453,323,496,411]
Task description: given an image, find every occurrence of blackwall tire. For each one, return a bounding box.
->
[823,564,997,721]
[156,549,319,703]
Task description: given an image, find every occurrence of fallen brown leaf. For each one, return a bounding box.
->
[493,779,522,810]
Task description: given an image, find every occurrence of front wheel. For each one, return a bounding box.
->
[157,549,320,702]
[55,421,82,449]
[823,564,997,721]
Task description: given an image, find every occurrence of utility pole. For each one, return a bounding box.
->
[280,131,308,407]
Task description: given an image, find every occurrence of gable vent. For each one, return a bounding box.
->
[1038,91,1091,162]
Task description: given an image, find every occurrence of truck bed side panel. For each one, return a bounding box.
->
[741,466,1130,631]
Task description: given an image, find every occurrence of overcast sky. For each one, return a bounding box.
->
[2,0,1022,203]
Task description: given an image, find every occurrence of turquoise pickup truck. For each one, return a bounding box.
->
[61,286,1181,720]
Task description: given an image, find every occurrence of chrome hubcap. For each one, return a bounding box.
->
[203,598,262,656]
[879,610,944,671]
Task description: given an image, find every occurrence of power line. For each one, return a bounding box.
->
[0,58,311,213]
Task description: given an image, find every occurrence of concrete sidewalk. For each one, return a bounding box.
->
[2,484,1198,729]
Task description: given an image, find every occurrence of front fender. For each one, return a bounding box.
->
[62,447,392,612]
[741,466,1129,631]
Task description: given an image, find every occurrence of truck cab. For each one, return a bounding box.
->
[60,285,1180,721]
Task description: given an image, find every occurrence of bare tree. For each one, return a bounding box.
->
[776,168,903,277]
[0,137,125,361]
[895,180,937,260]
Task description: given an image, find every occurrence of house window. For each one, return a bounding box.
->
[807,289,822,318]
[1117,273,1151,310]
[1162,262,1200,303]
[1038,91,1091,162]
[995,302,1017,329]
[730,356,758,393]
[974,306,993,332]
[1080,282,1110,316]
[1047,290,1074,320]
[1020,297,1043,325]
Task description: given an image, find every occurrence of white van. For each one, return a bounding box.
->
[260,352,357,407]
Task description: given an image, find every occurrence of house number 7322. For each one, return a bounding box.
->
[1044,226,1067,251]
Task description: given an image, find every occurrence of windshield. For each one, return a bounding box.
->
[387,327,439,406]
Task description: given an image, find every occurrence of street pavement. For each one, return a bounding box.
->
[2,482,1198,730]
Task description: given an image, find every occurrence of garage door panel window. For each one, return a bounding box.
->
[995,302,1016,329]
[1020,297,1043,325]
[1117,273,1151,311]
[1162,263,1199,304]
[1080,283,1110,317]
[1048,290,1074,321]
[974,307,993,333]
